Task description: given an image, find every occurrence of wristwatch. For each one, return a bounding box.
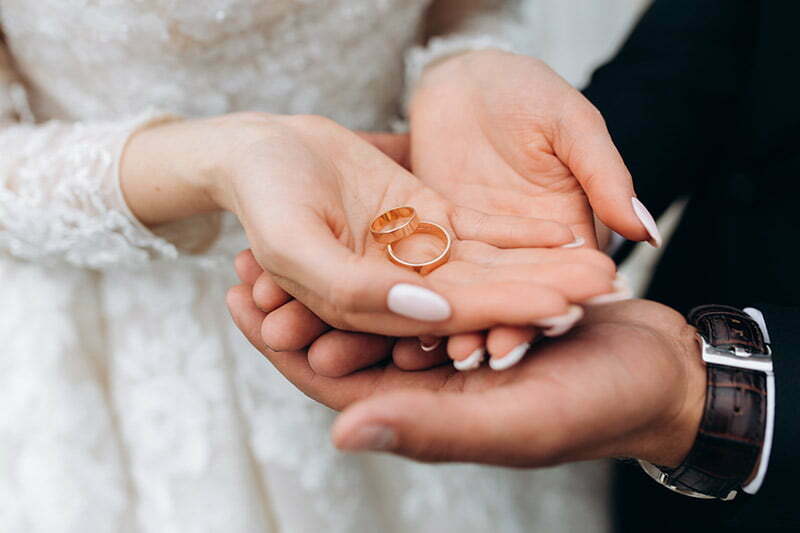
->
[639,305,774,500]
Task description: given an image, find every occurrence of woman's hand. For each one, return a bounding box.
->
[406,49,659,365]
[232,245,618,373]
[227,287,707,470]
[410,49,659,246]
[121,112,617,337]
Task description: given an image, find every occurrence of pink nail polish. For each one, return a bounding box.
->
[631,198,663,248]
[584,275,633,305]
[454,347,485,371]
[489,342,530,371]
[559,236,586,249]
[533,305,584,337]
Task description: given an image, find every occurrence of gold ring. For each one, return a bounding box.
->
[370,206,419,244]
[387,221,451,275]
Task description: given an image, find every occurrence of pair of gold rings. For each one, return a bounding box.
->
[370,206,451,275]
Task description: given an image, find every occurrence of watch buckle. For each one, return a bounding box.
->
[637,460,735,500]
[697,335,773,374]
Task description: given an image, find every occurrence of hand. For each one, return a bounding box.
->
[407,49,661,365]
[410,49,658,246]
[121,112,616,336]
[227,289,707,469]
[231,51,652,370]
[233,246,618,375]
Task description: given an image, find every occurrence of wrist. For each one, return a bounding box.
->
[634,324,707,467]
[120,117,224,226]
[410,49,493,111]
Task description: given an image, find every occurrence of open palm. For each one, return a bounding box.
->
[409,50,651,247]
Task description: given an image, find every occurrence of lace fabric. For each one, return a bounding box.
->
[0,1,611,532]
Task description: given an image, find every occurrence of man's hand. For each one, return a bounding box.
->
[227,285,707,469]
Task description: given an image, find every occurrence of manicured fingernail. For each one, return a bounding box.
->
[387,284,451,322]
[559,236,585,249]
[454,347,485,371]
[631,197,662,248]
[420,338,442,352]
[489,342,530,371]
[340,424,398,452]
[585,274,633,305]
[533,305,584,337]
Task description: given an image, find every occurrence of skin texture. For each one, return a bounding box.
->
[120,112,618,337]
[247,50,653,367]
[226,279,708,469]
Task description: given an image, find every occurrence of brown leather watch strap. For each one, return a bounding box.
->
[661,305,769,499]
[689,304,768,355]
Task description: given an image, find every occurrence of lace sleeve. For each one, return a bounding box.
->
[404,0,530,103]
[0,41,220,269]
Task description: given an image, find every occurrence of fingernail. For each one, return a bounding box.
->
[631,197,662,248]
[489,342,530,371]
[387,284,451,322]
[533,305,584,337]
[454,347,485,371]
[420,338,442,352]
[585,274,633,305]
[559,236,585,249]
[340,424,398,452]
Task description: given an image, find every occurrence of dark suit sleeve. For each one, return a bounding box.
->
[582,0,758,223]
[731,306,800,528]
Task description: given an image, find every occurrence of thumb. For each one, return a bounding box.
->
[355,131,411,170]
[331,388,550,466]
[555,97,662,247]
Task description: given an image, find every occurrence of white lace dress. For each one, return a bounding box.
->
[0,2,610,532]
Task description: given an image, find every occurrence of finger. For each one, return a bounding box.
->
[447,332,486,371]
[331,386,556,466]
[442,282,569,329]
[555,94,658,245]
[227,284,268,347]
[355,132,411,169]
[308,330,393,377]
[234,249,264,285]
[456,242,616,274]
[227,283,378,410]
[450,206,575,248]
[262,300,330,351]
[392,337,449,371]
[486,326,540,370]
[445,261,615,304]
[253,272,293,313]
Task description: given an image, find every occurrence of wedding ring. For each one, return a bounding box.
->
[370,206,419,244]
[387,221,451,275]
